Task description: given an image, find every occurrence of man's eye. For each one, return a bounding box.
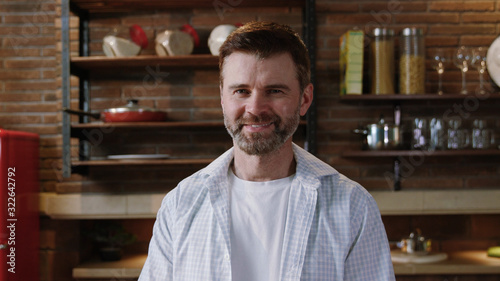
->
[235,89,249,95]
[268,89,283,94]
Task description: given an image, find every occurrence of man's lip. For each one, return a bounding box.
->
[247,122,273,128]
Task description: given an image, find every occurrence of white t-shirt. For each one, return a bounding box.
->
[228,168,293,281]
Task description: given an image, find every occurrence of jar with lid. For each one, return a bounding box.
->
[399,27,425,94]
[370,28,395,94]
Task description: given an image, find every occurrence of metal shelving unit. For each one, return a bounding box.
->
[61,0,317,177]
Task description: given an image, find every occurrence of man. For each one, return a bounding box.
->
[139,21,395,281]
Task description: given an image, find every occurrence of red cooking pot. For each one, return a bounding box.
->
[64,99,167,122]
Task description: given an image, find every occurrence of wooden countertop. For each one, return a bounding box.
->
[72,251,500,278]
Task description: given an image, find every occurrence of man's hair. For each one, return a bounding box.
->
[218,21,311,93]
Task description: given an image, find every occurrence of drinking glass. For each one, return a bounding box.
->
[453,46,473,95]
[431,49,448,95]
[471,47,488,95]
[472,119,495,149]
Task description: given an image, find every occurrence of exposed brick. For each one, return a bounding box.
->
[395,13,459,24]
[317,2,358,13]
[428,24,496,35]
[4,81,56,91]
[0,92,43,101]
[0,69,40,79]
[4,58,57,68]
[462,12,500,23]
[429,1,495,12]
[326,14,378,25]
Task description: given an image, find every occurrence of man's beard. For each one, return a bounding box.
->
[224,107,300,155]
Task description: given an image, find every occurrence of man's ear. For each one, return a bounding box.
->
[299,83,313,116]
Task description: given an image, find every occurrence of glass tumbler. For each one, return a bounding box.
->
[472,119,495,149]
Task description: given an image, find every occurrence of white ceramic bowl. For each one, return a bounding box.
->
[102,35,141,57]
[208,24,237,56]
[155,30,194,56]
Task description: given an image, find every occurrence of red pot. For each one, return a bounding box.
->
[64,99,167,122]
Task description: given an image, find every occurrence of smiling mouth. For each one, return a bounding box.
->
[250,122,273,128]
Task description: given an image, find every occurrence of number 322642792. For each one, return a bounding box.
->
[7,167,15,217]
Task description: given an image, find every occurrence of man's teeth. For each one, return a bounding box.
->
[251,123,272,128]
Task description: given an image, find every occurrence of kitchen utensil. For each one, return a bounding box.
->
[353,116,402,150]
[397,229,432,255]
[411,117,428,150]
[155,28,194,56]
[107,154,170,160]
[208,24,237,56]
[391,251,447,263]
[63,99,167,122]
[103,35,142,57]
[486,36,500,87]
[370,28,395,95]
[399,27,425,94]
[472,119,495,149]
[471,46,489,95]
[102,25,147,58]
[429,117,446,150]
[447,119,469,149]
[431,48,449,95]
[454,46,474,95]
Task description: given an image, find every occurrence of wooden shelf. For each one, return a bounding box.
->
[70,0,305,13]
[372,190,500,215]
[70,120,306,130]
[393,251,500,275]
[71,251,500,278]
[70,54,219,72]
[41,190,500,220]
[339,93,500,101]
[40,192,167,219]
[72,158,214,167]
[71,121,225,129]
[342,149,500,157]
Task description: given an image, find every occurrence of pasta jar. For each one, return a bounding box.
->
[399,28,425,94]
[370,28,395,94]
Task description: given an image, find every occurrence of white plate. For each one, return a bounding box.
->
[486,36,500,87]
[107,154,170,160]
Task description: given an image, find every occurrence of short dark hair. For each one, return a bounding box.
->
[218,21,311,93]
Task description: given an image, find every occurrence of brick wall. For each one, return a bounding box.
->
[1,0,500,280]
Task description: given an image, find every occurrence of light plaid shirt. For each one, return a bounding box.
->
[139,144,395,281]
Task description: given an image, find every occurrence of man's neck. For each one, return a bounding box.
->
[231,141,296,182]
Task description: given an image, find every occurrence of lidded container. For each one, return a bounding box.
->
[370,28,395,94]
[399,27,425,94]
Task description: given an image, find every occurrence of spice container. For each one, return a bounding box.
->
[370,28,395,94]
[399,28,425,94]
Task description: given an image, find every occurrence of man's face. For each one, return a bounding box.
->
[220,52,312,155]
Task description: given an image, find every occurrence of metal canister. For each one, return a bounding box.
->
[399,27,425,94]
[370,28,395,94]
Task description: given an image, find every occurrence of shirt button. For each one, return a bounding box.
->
[225,254,230,261]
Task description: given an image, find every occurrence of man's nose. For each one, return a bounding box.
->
[246,92,270,115]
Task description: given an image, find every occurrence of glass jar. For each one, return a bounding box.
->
[399,28,425,94]
[370,28,395,94]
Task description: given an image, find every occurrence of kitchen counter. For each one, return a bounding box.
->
[41,189,500,219]
[72,251,500,278]
[394,251,500,275]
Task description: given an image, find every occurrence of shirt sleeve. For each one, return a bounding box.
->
[138,194,175,281]
[344,192,395,281]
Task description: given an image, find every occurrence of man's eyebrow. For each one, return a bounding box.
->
[264,84,291,91]
[227,84,292,91]
[227,83,249,90]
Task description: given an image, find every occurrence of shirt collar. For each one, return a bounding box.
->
[201,143,338,190]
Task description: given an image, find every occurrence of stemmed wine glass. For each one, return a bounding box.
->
[431,49,448,95]
[453,46,473,95]
[471,47,488,95]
